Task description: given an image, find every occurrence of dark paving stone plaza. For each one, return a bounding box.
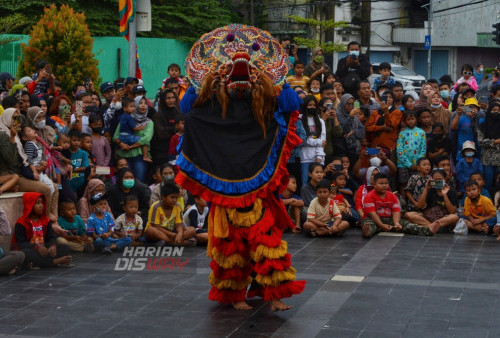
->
[1,230,499,337]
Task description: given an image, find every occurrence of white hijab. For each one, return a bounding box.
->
[0,108,28,166]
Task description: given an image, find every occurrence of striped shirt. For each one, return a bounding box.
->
[286,75,310,90]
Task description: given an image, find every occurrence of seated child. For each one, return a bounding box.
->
[456,141,483,194]
[87,193,132,254]
[11,192,72,268]
[300,163,324,207]
[21,125,55,195]
[280,176,305,233]
[114,195,145,246]
[303,179,350,237]
[144,183,196,246]
[464,180,496,234]
[329,184,357,227]
[308,77,322,101]
[57,199,94,252]
[361,173,436,238]
[469,172,492,200]
[427,123,450,161]
[150,166,162,192]
[183,195,209,245]
[405,158,431,211]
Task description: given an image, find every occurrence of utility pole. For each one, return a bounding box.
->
[128,8,137,77]
[360,0,371,59]
[250,0,254,26]
[422,1,433,79]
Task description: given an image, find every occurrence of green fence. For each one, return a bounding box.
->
[0,35,191,98]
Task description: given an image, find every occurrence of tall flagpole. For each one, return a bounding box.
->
[128,4,137,77]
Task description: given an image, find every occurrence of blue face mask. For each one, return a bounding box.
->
[464,151,475,158]
[349,50,360,56]
[440,90,450,99]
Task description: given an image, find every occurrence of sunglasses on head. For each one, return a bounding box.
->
[463,71,472,76]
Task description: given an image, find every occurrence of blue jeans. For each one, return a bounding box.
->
[127,155,148,183]
[95,237,132,249]
[301,162,314,186]
[119,133,141,145]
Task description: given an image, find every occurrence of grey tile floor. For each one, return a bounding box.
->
[0,230,499,337]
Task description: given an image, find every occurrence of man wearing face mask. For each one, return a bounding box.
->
[474,64,484,85]
[439,82,452,109]
[335,41,371,95]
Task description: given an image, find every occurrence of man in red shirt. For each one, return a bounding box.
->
[361,173,436,238]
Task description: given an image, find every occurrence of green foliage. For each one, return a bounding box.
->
[288,15,348,53]
[18,4,100,93]
[139,0,234,43]
[1,0,236,41]
[0,13,29,45]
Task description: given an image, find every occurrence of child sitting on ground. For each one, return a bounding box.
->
[469,172,492,200]
[456,141,483,194]
[183,195,209,245]
[57,199,93,252]
[280,175,305,233]
[113,195,144,246]
[405,157,431,211]
[11,192,72,268]
[87,193,132,254]
[300,163,325,207]
[303,179,349,237]
[361,173,436,238]
[329,184,357,227]
[144,183,196,246]
[464,180,496,234]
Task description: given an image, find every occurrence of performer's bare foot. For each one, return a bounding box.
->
[232,301,252,310]
[270,299,292,312]
[430,221,441,234]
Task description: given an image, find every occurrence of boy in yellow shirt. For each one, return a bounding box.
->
[464,180,496,234]
[286,61,310,90]
[144,183,196,246]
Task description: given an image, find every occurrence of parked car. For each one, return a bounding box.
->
[369,63,426,92]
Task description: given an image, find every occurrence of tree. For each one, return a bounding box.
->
[1,0,237,41]
[18,4,100,93]
[288,15,348,54]
[139,0,234,43]
[0,13,29,45]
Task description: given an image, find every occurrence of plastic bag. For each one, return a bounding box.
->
[453,218,468,235]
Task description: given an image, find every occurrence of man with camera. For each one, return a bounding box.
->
[281,38,299,75]
[335,41,371,95]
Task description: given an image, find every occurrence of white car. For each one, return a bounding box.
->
[369,63,426,92]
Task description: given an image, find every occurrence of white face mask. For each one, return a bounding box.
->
[369,157,382,167]
[35,120,46,129]
[310,88,320,93]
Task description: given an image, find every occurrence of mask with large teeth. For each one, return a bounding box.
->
[224,51,254,99]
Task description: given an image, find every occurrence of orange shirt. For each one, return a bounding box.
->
[464,195,496,220]
[365,108,402,150]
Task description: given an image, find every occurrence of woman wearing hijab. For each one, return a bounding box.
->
[478,101,500,191]
[414,83,434,112]
[151,89,181,166]
[354,166,380,219]
[76,178,112,224]
[113,95,154,183]
[304,47,330,80]
[331,94,365,164]
[0,108,58,220]
[427,91,452,135]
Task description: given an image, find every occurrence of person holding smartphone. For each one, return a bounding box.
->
[335,41,370,95]
[319,98,343,165]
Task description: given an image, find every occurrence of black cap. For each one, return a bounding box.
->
[90,193,107,205]
[100,82,114,93]
[132,85,147,94]
[125,77,139,85]
[0,72,16,82]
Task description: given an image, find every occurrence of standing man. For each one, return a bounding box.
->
[474,64,484,84]
[335,41,371,95]
[99,82,116,116]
